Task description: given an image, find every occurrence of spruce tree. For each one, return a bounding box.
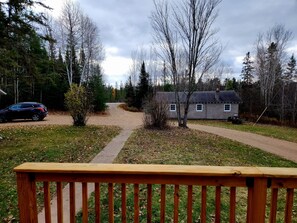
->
[284,54,296,80]
[125,76,135,107]
[135,62,151,109]
[88,65,106,112]
[241,52,254,85]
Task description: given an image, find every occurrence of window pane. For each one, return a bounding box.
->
[224,104,231,111]
[196,104,203,111]
[170,104,176,111]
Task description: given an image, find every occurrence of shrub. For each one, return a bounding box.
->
[143,97,169,129]
[65,84,90,126]
[119,103,141,112]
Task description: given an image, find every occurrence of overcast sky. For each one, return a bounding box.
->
[45,0,297,86]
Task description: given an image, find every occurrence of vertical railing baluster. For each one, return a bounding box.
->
[121,183,127,223]
[230,187,236,223]
[174,185,179,223]
[134,184,140,223]
[269,188,278,223]
[108,183,114,223]
[246,186,253,223]
[69,182,76,223]
[44,182,51,223]
[82,182,88,223]
[160,184,166,223]
[215,186,221,223]
[56,182,63,223]
[285,188,294,223]
[147,184,153,223]
[187,185,193,223]
[201,186,207,223]
[95,183,100,223]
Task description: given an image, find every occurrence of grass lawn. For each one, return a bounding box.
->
[104,128,296,222]
[188,120,297,143]
[0,125,120,222]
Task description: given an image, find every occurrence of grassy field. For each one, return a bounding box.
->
[0,125,120,222]
[78,127,297,222]
[188,120,297,143]
[2,124,297,222]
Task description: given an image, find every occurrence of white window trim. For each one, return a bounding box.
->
[169,104,176,112]
[224,104,231,112]
[196,104,203,112]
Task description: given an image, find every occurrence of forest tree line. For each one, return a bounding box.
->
[0,0,108,111]
[0,1,296,126]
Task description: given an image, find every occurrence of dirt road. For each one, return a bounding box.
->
[0,103,143,130]
[189,124,297,163]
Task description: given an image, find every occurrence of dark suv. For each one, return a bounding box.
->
[0,102,48,122]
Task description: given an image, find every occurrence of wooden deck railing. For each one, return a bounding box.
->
[14,162,297,223]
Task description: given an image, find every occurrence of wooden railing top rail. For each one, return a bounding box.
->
[14,162,297,178]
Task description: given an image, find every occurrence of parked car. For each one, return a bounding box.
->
[0,102,48,123]
[227,114,243,124]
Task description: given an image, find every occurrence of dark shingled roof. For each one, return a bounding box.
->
[156,90,242,104]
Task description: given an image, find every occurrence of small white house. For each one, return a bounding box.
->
[156,90,242,120]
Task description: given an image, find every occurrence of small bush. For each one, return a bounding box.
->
[143,98,169,129]
[119,103,141,112]
[65,84,90,126]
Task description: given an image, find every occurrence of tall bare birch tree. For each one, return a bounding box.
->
[151,0,222,127]
[79,13,104,85]
[57,0,103,87]
[255,25,292,107]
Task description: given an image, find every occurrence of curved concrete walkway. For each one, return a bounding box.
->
[38,103,142,222]
[189,124,297,163]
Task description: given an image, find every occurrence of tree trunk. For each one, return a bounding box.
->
[281,82,285,122]
[14,77,19,104]
[293,86,297,124]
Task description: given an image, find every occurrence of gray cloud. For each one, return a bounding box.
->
[75,0,297,83]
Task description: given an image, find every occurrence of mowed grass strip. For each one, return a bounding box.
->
[105,128,297,222]
[115,127,297,167]
[189,120,297,143]
[0,125,120,222]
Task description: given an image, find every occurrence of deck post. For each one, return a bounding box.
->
[250,178,267,223]
[16,172,38,223]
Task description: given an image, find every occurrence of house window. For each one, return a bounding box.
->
[196,104,203,112]
[170,104,176,112]
[224,104,231,112]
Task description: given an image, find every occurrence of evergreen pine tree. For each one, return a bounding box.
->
[125,76,135,107]
[88,65,106,112]
[241,52,254,85]
[284,54,296,80]
[135,62,151,109]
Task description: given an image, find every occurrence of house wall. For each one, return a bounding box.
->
[168,103,239,120]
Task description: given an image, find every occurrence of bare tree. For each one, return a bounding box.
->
[129,46,160,87]
[79,13,104,85]
[151,0,222,127]
[56,0,103,87]
[255,25,292,107]
[58,1,81,86]
[129,48,145,87]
